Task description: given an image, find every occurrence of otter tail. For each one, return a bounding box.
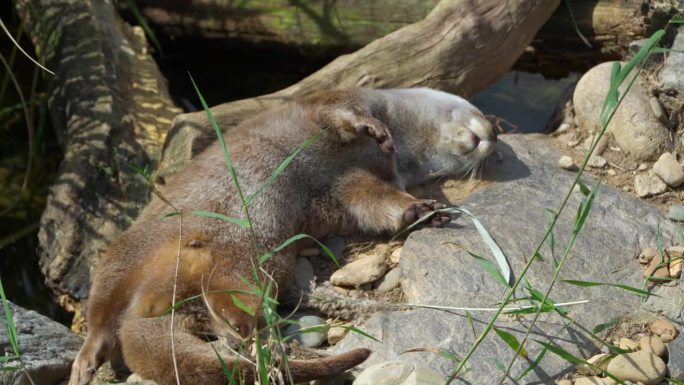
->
[119,314,370,385]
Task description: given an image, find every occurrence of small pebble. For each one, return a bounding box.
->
[559,155,578,171]
[557,380,573,385]
[331,245,388,286]
[595,135,609,155]
[634,175,667,198]
[284,315,328,348]
[669,258,682,278]
[643,253,670,281]
[650,319,678,343]
[638,163,649,171]
[638,248,657,264]
[568,140,581,147]
[607,169,617,176]
[668,204,684,222]
[577,353,611,375]
[606,351,666,385]
[390,246,403,265]
[649,97,667,124]
[588,155,607,168]
[558,123,572,133]
[575,376,617,385]
[653,152,684,187]
[353,361,445,385]
[294,257,314,289]
[619,338,639,351]
[639,335,666,357]
[374,267,401,291]
[327,323,350,345]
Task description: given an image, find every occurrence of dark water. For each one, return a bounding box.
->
[472,71,580,134]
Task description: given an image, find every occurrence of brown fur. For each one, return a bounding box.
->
[69,88,495,385]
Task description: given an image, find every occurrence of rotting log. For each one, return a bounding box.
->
[15,0,181,322]
[158,0,561,181]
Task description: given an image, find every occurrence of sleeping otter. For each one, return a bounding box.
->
[68,88,496,385]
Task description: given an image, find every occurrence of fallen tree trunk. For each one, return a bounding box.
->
[118,0,673,62]
[15,0,180,319]
[159,0,561,181]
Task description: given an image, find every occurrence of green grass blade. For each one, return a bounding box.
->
[208,342,238,385]
[256,337,271,385]
[592,318,618,334]
[0,277,20,357]
[563,279,653,297]
[493,327,527,358]
[451,207,512,286]
[126,0,163,55]
[534,340,583,365]
[230,295,255,317]
[259,234,338,266]
[192,210,249,228]
[342,325,381,343]
[442,242,507,287]
[246,128,327,207]
[515,346,547,382]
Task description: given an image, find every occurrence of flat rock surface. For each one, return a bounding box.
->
[336,134,684,384]
[0,302,82,385]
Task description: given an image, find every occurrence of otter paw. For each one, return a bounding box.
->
[354,120,394,153]
[403,200,451,227]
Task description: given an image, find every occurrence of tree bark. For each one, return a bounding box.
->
[16,0,181,313]
[159,0,561,182]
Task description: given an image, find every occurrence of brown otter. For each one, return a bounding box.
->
[68,88,496,385]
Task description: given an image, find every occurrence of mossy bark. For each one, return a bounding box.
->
[15,0,180,316]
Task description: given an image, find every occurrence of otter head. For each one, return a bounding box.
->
[434,98,497,175]
[379,88,497,185]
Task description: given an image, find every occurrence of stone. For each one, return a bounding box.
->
[619,338,639,351]
[643,253,670,281]
[607,169,617,176]
[323,236,346,260]
[353,361,445,385]
[557,380,573,385]
[606,351,666,385]
[374,268,401,291]
[559,155,577,171]
[575,377,617,385]
[649,97,666,125]
[638,163,649,171]
[669,332,684,379]
[667,204,684,222]
[126,373,158,384]
[330,246,388,286]
[588,155,607,168]
[577,353,612,375]
[335,134,684,383]
[638,335,666,357]
[649,319,678,343]
[0,302,83,385]
[284,315,328,348]
[390,246,403,264]
[660,29,684,93]
[327,324,350,345]
[568,140,581,147]
[634,175,666,198]
[670,258,682,278]
[638,248,657,264]
[652,152,684,187]
[574,62,672,161]
[294,257,314,289]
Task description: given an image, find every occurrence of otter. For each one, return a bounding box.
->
[68,88,496,385]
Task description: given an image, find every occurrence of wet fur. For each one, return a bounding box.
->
[69,88,495,385]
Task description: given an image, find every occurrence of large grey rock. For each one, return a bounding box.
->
[660,29,684,94]
[0,302,82,385]
[669,334,684,380]
[574,62,672,161]
[336,134,684,383]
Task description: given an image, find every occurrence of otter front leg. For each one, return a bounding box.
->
[336,169,451,234]
[69,330,120,385]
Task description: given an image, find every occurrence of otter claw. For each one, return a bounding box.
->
[355,123,394,153]
[403,200,452,227]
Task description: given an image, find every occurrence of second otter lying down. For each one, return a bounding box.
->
[69,88,496,385]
